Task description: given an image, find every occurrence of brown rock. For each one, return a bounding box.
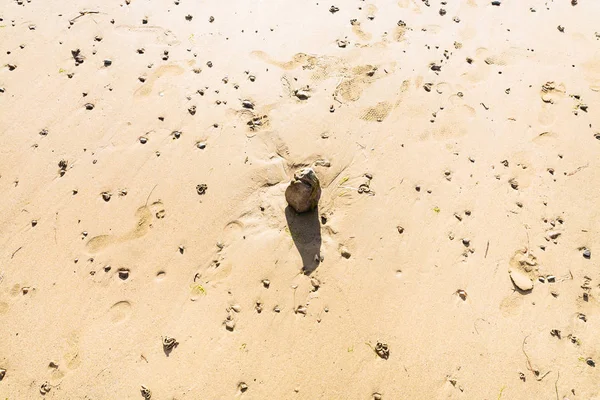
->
[285,168,321,213]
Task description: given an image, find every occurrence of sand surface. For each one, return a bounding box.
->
[1,0,600,398]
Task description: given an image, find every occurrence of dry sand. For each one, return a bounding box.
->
[1,0,600,398]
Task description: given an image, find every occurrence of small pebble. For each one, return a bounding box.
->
[310,278,320,290]
[140,385,152,399]
[583,249,591,259]
[296,305,307,315]
[586,358,595,367]
[340,247,351,258]
[225,319,235,331]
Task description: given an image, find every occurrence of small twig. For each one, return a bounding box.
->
[145,184,158,206]
[292,286,297,311]
[473,318,489,335]
[522,336,535,374]
[69,10,100,24]
[485,240,490,258]
[54,212,58,244]
[554,371,560,400]
[566,164,588,176]
[522,336,551,380]
[497,386,505,400]
[524,225,531,253]
[11,246,22,259]
[338,185,359,191]
[537,370,552,381]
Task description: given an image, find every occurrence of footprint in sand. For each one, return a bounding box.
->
[360,101,393,122]
[109,301,133,323]
[462,47,527,84]
[500,293,524,317]
[540,81,566,104]
[134,65,185,98]
[63,331,82,370]
[582,54,600,91]
[351,20,372,41]
[86,201,165,253]
[252,51,395,105]
[115,25,180,45]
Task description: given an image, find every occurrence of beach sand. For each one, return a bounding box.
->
[1,0,600,398]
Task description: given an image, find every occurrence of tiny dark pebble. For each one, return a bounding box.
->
[583,249,591,259]
[196,184,208,195]
[587,358,595,367]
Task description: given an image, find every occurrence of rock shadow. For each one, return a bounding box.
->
[285,206,322,275]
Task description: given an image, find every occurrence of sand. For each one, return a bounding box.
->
[1,0,600,398]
